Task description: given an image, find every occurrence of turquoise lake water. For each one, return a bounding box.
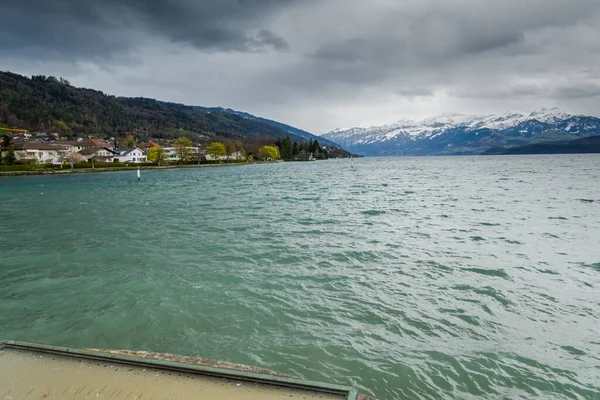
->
[1,156,599,399]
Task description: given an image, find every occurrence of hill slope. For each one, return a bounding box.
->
[0,71,334,148]
[195,107,341,148]
[321,108,600,156]
[484,135,600,155]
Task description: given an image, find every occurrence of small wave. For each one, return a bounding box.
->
[452,284,513,307]
[542,233,560,239]
[503,239,523,245]
[536,268,559,275]
[470,236,486,242]
[561,346,586,356]
[574,262,600,272]
[577,199,595,203]
[439,308,481,326]
[464,267,509,279]
[361,210,386,216]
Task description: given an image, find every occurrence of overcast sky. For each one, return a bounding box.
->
[1,0,600,133]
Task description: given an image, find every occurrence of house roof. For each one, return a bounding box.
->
[78,147,117,155]
[14,142,67,151]
[141,141,158,148]
[54,140,83,146]
[114,147,141,155]
[81,138,111,147]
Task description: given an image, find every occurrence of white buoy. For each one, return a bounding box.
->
[137,167,140,181]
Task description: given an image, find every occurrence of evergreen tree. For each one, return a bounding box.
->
[1,134,16,165]
[281,136,293,160]
[311,140,321,154]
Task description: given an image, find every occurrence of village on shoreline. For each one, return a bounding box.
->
[0,128,332,176]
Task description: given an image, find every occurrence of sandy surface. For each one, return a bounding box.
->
[0,348,344,400]
[87,348,375,400]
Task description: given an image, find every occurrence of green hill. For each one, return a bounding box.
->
[0,71,332,148]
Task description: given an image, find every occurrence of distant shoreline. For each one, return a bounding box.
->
[0,161,269,177]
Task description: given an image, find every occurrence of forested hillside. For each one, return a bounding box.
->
[0,72,308,144]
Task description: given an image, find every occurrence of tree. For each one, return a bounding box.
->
[55,147,70,169]
[258,145,280,160]
[222,139,236,160]
[65,152,84,169]
[55,147,84,169]
[1,134,16,165]
[296,149,308,161]
[311,139,320,154]
[173,136,193,164]
[121,135,136,148]
[148,146,167,166]
[54,120,70,134]
[280,136,293,160]
[206,142,226,163]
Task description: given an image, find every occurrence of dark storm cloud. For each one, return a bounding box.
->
[0,0,294,60]
[1,0,600,131]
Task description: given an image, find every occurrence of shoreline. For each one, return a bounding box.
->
[0,161,272,177]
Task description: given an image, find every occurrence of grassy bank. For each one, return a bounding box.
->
[0,160,254,176]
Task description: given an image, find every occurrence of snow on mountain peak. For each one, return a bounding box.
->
[324,108,578,140]
[322,108,600,156]
[527,107,570,123]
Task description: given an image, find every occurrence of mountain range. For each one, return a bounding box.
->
[321,108,600,156]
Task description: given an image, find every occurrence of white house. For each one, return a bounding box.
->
[53,140,86,154]
[205,151,245,161]
[78,147,118,162]
[12,142,67,164]
[113,147,147,163]
[163,146,200,162]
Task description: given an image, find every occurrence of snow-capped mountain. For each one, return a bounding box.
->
[321,108,600,156]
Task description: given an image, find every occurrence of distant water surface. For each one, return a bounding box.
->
[1,155,599,399]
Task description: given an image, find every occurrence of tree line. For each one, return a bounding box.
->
[275,136,328,160]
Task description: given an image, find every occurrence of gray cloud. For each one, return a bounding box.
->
[248,29,290,52]
[1,0,600,132]
[0,0,295,60]
[554,83,600,98]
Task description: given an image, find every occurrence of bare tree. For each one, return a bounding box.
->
[56,147,84,169]
[65,153,85,169]
[55,147,70,169]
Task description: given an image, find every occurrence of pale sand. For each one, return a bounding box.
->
[0,348,344,400]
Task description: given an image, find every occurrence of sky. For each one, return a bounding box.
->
[1,0,600,133]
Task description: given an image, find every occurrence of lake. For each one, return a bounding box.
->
[1,155,599,399]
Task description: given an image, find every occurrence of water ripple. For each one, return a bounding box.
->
[1,155,600,399]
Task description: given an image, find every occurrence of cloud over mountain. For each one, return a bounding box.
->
[1,0,599,132]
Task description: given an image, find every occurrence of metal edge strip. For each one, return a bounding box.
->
[0,340,358,400]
